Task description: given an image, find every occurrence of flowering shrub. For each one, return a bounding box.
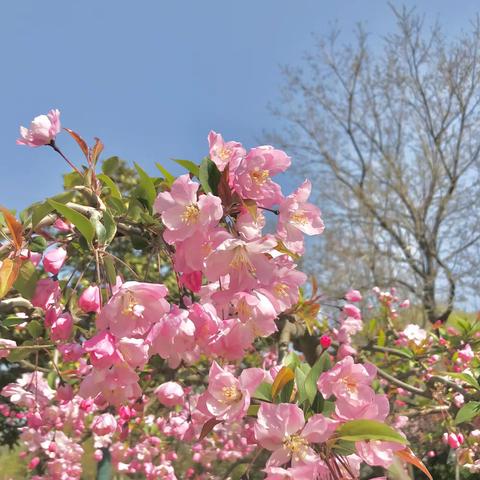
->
[4,108,478,479]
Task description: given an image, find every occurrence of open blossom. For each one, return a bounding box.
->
[155,382,185,407]
[43,247,67,275]
[154,174,223,244]
[83,331,120,369]
[232,146,291,207]
[277,180,324,254]
[355,440,404,468]
[208,131,245,172]
[458,344,475,363]
[205,236,276,292]
[254,403,337,467]
[147,306,196,368]
[17,109,61,147]
[97,281,169,338]
[199,361,264,421]
[78,285,101,313]
[397,324,428,347]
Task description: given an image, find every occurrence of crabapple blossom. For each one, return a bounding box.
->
[17,109,61,147]
[91,413,117,436]
[78,285,101,313]
[154,174,223,244]
[42,246,67,275]
[208,130,245,172]
[155,382,185,407]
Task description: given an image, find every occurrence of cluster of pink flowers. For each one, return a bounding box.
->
[0,112,426,479]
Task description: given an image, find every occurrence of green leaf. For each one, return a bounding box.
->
[311,391,325,413]
[13,260,39,299]
[103,256,117,287]
[102,156,120,175]
[305,351,331,404]
[246,404,260,417]
[47,370,57,389]
[29,235,47,253]
[3,315,28,327]
[7,340,34,362]
[455,401,480,424]
[156,162,175,186]
[282,351,301,370]
[134,162,157,209]
[336,419,408,444]
[377,329,386,347]
[442,372,480,390]
[252,382,273,402]
[90,212,106,245]
[295,367,308,404]
[27,320,43,338]
[98,174,122,199]
[199,157,221,195]
[31,201,54,228]
[172,159,200,177]
[102,210,117,245]
[333,440,356,456]
[48,200,95,245]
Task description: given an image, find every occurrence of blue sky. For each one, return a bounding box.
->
[2,0,480,210]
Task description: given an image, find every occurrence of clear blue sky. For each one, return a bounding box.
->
[2,0,480,210]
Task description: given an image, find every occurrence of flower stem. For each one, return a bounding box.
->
[49,141,82,175]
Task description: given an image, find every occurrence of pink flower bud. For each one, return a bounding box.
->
[50,312,73,342]
[345,289,362,302]
[28,456,40,470]
[78,285,101,313]
[427,450,436,458]
[319,335,332,349]
[17,109,61,147]
[53,218,72,232]
[91,413,117,436]
[56,383,73,403]
[43,247,67,275]
[31,278,60,310]
[447,433,461,449]
[93,449,103,462]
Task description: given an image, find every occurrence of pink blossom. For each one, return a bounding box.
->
[345,289,362,302]
[97,281,169,338]
[458,344,475,363]
[56,383,73,403]
[355,440,404,468]
[43,247,67,275]
[78,285,101,313]
[83,331,120,369]
[154,174,223,244]
[31,278,61,310]
[254,403,337,467]
[91,413,117,436]
[53,218,72,232]
[155,382,185,407]
[58,343,84,362]
[277,180,324,254]
[200,361,264,421]
[232,146,290,207]
[117,337,149,369]
[208,131,245,172]
[0,338,16,358]
[17,109,61,147]
[147,306,196,368]
[205,236,276,292]
[50,312,73,342]
[19,249,42,266]
[179,271,202,292]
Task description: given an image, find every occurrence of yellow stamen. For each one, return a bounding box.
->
[222,385,242,403]
[181,204,200,224]
[229,247,256,273]
[218,147,232,161]
[274,283,289,298]
[283,434,308,462]
[250,167,269,185]
[290,211,308,225]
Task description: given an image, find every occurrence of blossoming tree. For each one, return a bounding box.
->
[1,109,476,479]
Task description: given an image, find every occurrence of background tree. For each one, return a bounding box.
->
[269,7,480,323]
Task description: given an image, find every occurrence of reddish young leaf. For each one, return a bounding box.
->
[396,447,432,480]
[90,137,104,165]
[0,206,23,252]
[64,128,89,159]
[199,417,223,440]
